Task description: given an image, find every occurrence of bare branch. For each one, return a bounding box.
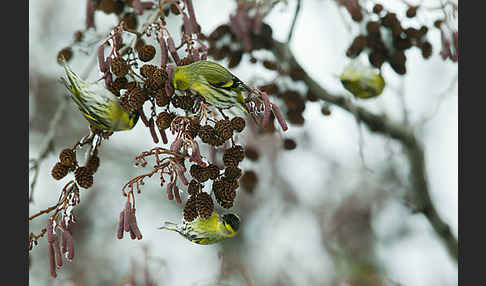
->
[286,0,301,43]
[269,39,458,262]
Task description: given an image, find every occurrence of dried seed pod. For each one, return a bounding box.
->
[241,170,258,193]
[230,117,245,132]
[154,89,170,107]
[170,95,183,109]
[228,50,243,68]
[111,76,129,95]
[51,162,69,180]
[406,6,418,18]
[137,44,156,62]
[140,64,157,78]
[222,145,245,167]
[59,149,76,167]
[215,119,233,141]
[57,47,73,64]
[212,179,234,208]
[110,57,129,77]
[195,192,214,219]
[156,111,174,130]
[73,30,84,42]
[198,125,217,144]
[187,118,200,139]
[224,166,242,180]
[259,83,280,95]
[373,4,383,14]
[206,164,220,180]
[421,41,432,59]
[244,147,259,161]
[262,60,279,71]
[283,138,297,150]
[128,89,147,110]
[74,167,94,189]
[144,76,163,90]
[187,179,201,196]
[122,12,137,30]
[180,95,195,110]
[85,153,100,175]
[368,51,386,68]
[190,164,210,182]
[184,195,198,222]
[209,24,231,41]
[366,21,381,35]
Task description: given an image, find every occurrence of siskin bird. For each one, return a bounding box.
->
[60,57,139,131]
[340,61,385,99]
[159,211,240,245]
[171,60,252,114]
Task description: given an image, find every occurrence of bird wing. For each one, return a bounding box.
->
[195,62,251,92]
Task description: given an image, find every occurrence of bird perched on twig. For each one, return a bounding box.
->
[159,211,240,245]
[171,60,252,115]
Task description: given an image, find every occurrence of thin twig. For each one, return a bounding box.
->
[287,0,301,43]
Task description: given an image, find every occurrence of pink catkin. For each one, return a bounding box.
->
[132,0,144,15]
[184,0,199,33]
[170,136,183,152]
[46,217,56,244]
[158,34,168,69]
[148,118,160,144]
[166,37,181,65]
[61,229,75,261]
[173,185,182,204]
[104,71,113,87]
[176,164,189,185]
[189,140,206,166]
[48,243,57,278]
[86,0,96,29]
[253,12,263,34]
[53,236,63,268]
[260,92,272,128]
[271,104,288,131]
[98,45,107,72]
[165,81,173,98]
[166,182,174,200]
[182,13,194,35]
[129,226,137,239]
[129,211,143,240]
[124,202,131,232]
[138,108,150,127]
[117,211,125,239]
[140,1,154,9]
[159,128,168,144]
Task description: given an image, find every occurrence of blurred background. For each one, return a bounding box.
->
[29,0,458,285]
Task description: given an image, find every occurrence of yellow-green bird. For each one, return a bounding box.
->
[340,61,385,99]
[171,60,252,114]
[60,58,139,131]
[159,211,240,245]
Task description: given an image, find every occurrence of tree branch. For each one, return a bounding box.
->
[287,0,301,43]
[269,40,458,262]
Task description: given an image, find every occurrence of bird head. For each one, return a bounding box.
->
[171,66,191,91]
[222,213,240,236]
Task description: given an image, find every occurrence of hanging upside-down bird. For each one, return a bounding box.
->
[159,211,240,245]
[60,57,139,131]
[171,60,252,114]
[339,61,385,99]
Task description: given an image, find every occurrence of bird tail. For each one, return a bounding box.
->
[59,56,84,95]
[158,221,179,232]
